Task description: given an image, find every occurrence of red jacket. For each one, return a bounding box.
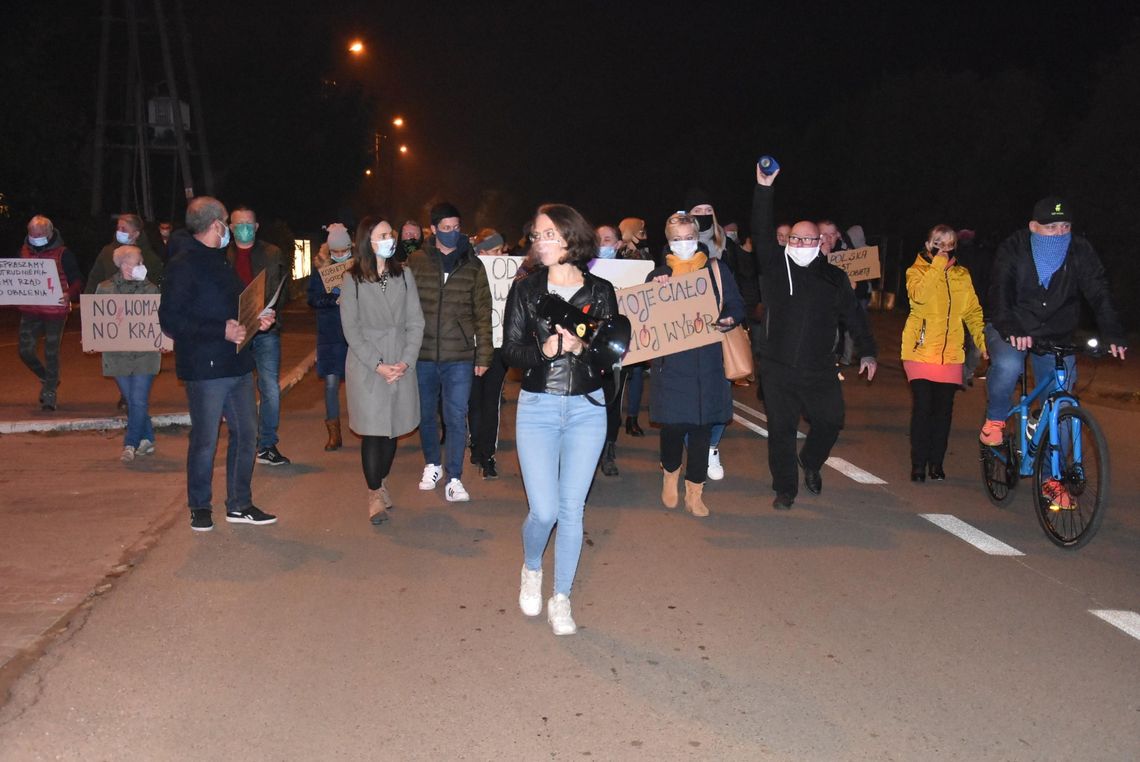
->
[18,234,83,320]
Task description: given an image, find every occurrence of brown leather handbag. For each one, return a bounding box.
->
[711,261,754,381]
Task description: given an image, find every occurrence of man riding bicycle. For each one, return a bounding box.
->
[980,196,1127,447]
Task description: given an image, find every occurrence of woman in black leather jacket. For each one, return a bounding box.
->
[502,203,618,637]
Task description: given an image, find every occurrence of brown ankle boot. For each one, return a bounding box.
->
[661,466,681,508]
[683,480,709,517]
[324,418,342,451]
[368,488,389,524]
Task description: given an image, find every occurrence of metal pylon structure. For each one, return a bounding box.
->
[90,0,214,223]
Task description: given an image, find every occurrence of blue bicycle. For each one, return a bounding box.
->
[979,341,1109,548]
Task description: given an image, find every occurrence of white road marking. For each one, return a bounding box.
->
[1090,610,1140,642]
[732,413,769,437]
[825,457,888,484]
[732,400,805,438]
[920,514,1025,556]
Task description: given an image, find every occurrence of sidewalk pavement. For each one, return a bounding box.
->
[0,304,1134,702]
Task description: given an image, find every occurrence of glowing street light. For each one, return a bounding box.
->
[348,40,364,55]
[364,168,372,176]
[399,145,408,154]
[392,117,404,128]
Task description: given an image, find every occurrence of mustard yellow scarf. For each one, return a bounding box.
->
[665,251,708,275]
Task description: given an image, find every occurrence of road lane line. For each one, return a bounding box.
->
[732,413,768,437]
[732,400,805,438]
[920,514,1025,556]
[1090,610,1140,641]
[825,457,887,484]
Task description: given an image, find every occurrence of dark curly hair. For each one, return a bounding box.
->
[534,203,596,272]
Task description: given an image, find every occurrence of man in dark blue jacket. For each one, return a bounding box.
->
[159,196,277,532]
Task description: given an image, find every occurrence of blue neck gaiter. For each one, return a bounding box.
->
[1030,232,1071,288]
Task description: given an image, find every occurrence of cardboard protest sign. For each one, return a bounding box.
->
[615,269,721,364]
[319,261,352,293]
[827,245,881,283]
[479,255,526,348]
[587,259,655,289]
[80,294,173,351]
[235,270,266,352]
[0,258,65,306]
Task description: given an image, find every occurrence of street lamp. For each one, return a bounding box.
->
[399,145,408,154]
[348,40,364,55]
[392,117,404,128]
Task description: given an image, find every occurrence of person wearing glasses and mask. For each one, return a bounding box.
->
[980,197,1126,446]
[750,165,878,509]
[901,226,986,482]
[307,223,355,451]
[646,212,746,518]
[340,216,425,525]
[503,204,618,636]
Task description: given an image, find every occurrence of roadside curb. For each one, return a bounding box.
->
[0,350,317,435]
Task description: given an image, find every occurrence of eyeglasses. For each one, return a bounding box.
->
[528,228,564,243]
[667,214,696,226]
[787,235,821,245]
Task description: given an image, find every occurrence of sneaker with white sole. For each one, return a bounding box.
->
[707,447,724,480]
[120,445,136,463]
[225,506,278,525]
[137,438,155,456]
[519,565,543,617]
[547,593,577,635]
[444,478,470,502]
[418,464,443,490]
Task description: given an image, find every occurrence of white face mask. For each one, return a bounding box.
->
[785,244,820,267]
[372,239,397,259]
[115,230,134,245]
[129,264,148,281]
[670,240,699,260]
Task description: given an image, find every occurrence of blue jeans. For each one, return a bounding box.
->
[185,372,257,513]
[115,374,155,447]
[324,374,341,420]
[517,389,607,596]
[689,423,727,448]
[984,324,1076,421]
[251,331,281,449]
[417,360,474,480]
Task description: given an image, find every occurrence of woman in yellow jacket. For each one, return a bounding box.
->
[902,225,987,482]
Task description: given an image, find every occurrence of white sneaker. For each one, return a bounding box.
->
[547,594,577,635]
[137,438,155,456]
[418,464,442,490]
[444,478,470,502]
[519,565,543,617]
[120,446,136,463]
[707,447,724,480]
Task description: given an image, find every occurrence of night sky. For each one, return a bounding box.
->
[2,1,1137,251]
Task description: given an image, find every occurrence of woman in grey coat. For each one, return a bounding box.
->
[340,216,426,524]
[94,245,162,463]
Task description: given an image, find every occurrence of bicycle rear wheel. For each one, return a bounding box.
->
[980,415,1019,506]
[1033,405,1109,549]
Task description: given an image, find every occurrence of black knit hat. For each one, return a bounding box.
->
[682,187,713,213]
[1032,196,1072,224]
[430,201,461,227]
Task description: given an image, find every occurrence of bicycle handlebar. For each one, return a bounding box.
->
[1029,339,1108,359]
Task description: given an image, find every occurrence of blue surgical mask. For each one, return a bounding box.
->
[28,235,49,247]
[115,230,134,245]
[598,245,617,259]
[218,224,231,249]
[436,229,462,249]
[372,239,397,259]
[331,250,352,263]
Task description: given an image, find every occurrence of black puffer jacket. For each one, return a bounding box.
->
[502,268,618,396]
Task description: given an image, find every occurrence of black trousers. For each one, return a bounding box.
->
[604,367,631,445]
[660,423,712,483]
[909,379,957,468]
[759,362,845,496]
[361,435,398,490]
[467,348,508,462]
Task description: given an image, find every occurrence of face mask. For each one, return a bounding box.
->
[217,224,231,249]
[331,250,352,263]
[372,239,397,259]
[115,230,134,245]
[725,231,739,243]
[233,223,256,245]
[693,214,714,232]
[436,230,462,249]
[402,238,421,254]
[597,245,616,259]
[28,235,49,247]
[130,264,148,281]
[785,244,820,267]
[671,240,699,260]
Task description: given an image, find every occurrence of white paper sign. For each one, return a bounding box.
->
[587,258,655,289]
[0,258,64,306]
[479,255,526,348]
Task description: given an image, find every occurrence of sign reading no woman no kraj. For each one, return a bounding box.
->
[615,269,721,364]
[0,258,65,306]
[80,294,174,351]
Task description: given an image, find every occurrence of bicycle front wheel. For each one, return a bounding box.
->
[980,414,1020,507]
[1033,405,1109,549]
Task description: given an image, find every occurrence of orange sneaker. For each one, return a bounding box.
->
[979,419,1005,446]
[1041,479,1074,511]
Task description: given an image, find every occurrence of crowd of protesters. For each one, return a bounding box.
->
[8,158,1128,636]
